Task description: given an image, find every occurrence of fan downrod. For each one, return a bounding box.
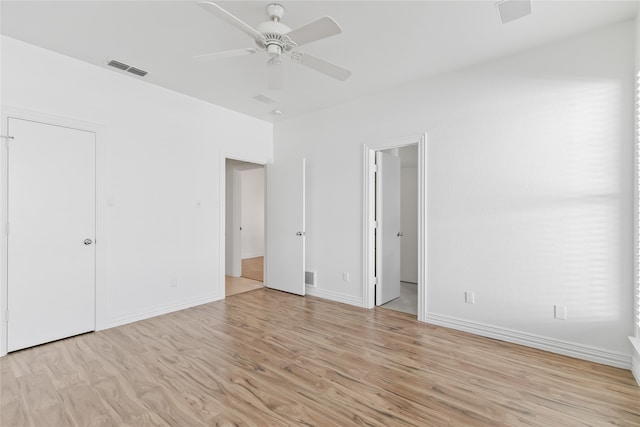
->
[266,3,285,22]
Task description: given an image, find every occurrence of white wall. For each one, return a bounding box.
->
[275,21,635,365]
[240,167,264,259]
[631,11,640,382]
[1,36,272,334]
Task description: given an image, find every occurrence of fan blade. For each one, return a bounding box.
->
[285,16,342,47]
[194,48,258,62]
[198,1,266,42]
[268,59,283,90]
[293,53,351,81]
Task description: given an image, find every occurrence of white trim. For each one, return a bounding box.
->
[105,293,223,329]
[241,252,265,259]
[362,134,427,321]
[426,313,632,369]
[631,340,640,385]
[305,285,363,307]
[0,106,106,356]
[219,151,269,300]
[416,135,427,323]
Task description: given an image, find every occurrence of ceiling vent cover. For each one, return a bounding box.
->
[253,94,279,105]
[496,0,531,24]
[127,67,148,77]
[107,59,129,71]
[106,58,149,77]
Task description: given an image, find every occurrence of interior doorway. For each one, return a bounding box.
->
[377,145,419,316]
[225,159,265,297]
[363,134,426,321]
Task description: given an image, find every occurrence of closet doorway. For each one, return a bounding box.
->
[376,145,419,316]
[225,159,265,296]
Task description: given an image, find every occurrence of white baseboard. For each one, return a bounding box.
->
[630,338,640,386]
[632,354,640,386]
[104,293,224,329]
[305,286,363,307]
[241,253,264,259]
[425,313,631,369]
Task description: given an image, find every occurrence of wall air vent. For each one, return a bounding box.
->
[305,271,317,287]
[106,58,149,77]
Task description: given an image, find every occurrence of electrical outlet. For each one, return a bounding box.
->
[342,272,350,282]
[465,291,475,304]
[554,305,566,320]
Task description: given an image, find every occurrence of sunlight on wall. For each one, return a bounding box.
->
[431,77,629,332]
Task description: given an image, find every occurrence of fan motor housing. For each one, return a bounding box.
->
[255,20,295,54]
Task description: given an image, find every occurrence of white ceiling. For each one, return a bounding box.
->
[1,1,637,122]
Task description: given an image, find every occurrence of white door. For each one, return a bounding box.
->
[7,117,96,352]
[265,158,305,295]
[376,151,401,305]
[400,167,418,283]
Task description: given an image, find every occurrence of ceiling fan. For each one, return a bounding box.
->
[195,1,351,90]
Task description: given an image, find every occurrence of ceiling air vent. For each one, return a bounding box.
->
[107,59,129,71]
[127,67,148,77]
[253,94,279,105]
[496,0,531,24]
[106,58,149,77]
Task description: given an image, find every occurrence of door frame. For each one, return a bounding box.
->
[362,133,427,321]
[219,152,268,297]
[0,107,106,356]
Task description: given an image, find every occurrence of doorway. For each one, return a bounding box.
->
[363,134,426,321]
[378,145,419,316]
[225,159,265,296]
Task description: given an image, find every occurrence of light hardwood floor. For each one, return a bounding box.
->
[241,256,263,282]
[2,289,639,426]
[225,275,263,297]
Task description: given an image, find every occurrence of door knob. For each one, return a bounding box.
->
[397,232,404,237]
[84,239,93,245]
[296,232,304,236]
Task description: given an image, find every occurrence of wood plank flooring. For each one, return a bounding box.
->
[241,256,263,282]
[225,275,264,297]
[2,288,639,426]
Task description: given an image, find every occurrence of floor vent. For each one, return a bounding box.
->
[106,59,149,77]
[305,271,317,287]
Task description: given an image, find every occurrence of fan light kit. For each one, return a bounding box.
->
[195,1,351,90]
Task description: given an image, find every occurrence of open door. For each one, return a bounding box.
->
[376,151,401,305]
[265,158,305,295]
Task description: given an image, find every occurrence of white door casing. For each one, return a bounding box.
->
[7,118,96,352]
[265,158,305,296]
[376,151,401,306]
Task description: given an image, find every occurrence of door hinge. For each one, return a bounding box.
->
[372,221,377,229]
[373,164,378,173]
[374,277,378,285]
